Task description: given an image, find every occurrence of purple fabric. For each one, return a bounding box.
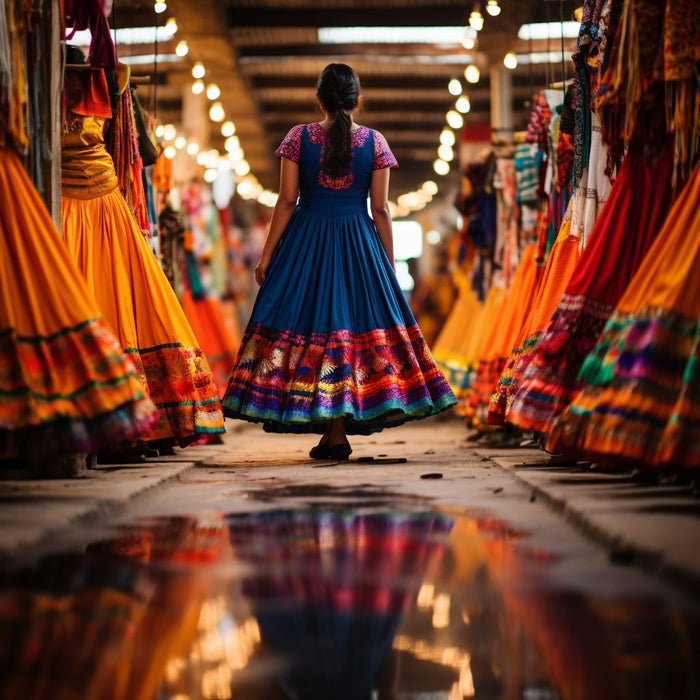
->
[64,0,116,68]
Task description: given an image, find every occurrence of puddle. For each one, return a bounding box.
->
[0,495,698,699]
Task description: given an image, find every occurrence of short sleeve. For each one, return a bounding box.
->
[372,130,399,170]
[274,124,304,163]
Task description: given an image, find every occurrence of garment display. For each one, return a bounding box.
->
[548,161,700,470]
[61,66,224,443]
[223,123,456,434]
[0,140,156,458]
[508,142,678,434]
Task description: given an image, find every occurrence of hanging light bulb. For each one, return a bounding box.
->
[174,135,186,149]
[155,124,165,138]
[204,168,218,184]
[485,0,501,16]
[440,128,456,147]
[191,62,205,79]
[163,145,176,159]
[433,158,450,176]
[235,160,251,177]
[163,123,177,141]
[191,80,204,95]
[165,17,177,33]
[224,135,240,152]
[446,110,464,129]
[221,121,236,137]
[464,64,480,84]
[175,40,188,57]
[462,27,477,50]
[503,51,518,70]
[209,102,225,122]
[447,78,462,96]
[455,96,471,113]
[468,10,484,31]
[206,83,221,100]
[186,140,200,156]
[438,144,454,162]
[422,180,439,196]
[154,1,167,14]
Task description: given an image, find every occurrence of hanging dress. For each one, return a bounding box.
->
[0,139,156,458]
[547,160,700,471]
[223,123,456,434]
[60,68,224,443]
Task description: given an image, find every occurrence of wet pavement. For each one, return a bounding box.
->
[0,417,699,699]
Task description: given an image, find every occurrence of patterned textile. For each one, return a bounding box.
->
[226,323,453,434]
[0,145,155,457]
[508,142,677,434]
[224,123,455,432]
[548,161,700,470]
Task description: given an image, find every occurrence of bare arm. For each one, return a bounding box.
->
[369,166,395,270]
[255,157,299,285]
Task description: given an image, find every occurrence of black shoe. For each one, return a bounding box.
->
[309,440,331,459]
[328,442,352,461]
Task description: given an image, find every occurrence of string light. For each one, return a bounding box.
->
[485,1,501,17]
[153,1,167,14]
[209,102,225,122]
[455,96,471,113]
[468,10,484,32]
[446,110,463,129]
[163,145,176,159]
[206,83,221,100]
[438,144,454,161]
[439,128,456,147]
[186,140,200,156]
[235,160,251,177]
[175,40,188,57]
[163,124,177,141]
[191,80,204,95]
[464,64,480,83]
[422,180,438,196]
[433,158,450,176]
[503,51,518,69]
[462,27,477,50]
[191,62,205,79]
[448,78,462,96]
[174,135,186,149]
[221,121,236,137]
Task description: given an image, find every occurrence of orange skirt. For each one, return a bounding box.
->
[61,188,224,442]
[0,147,155,457]
[181,291,239,396]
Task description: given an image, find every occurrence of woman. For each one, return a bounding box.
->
[223,63,456,459]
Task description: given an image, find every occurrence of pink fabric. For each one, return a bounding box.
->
[64,0,116,68]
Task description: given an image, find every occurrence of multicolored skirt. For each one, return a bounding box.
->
[223,207,457,434]
[0,147,155,457]
[61,186,224,442]
[508,143,678,434]
[548,161,700,471]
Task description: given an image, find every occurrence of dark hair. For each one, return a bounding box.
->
[316,63,360,175]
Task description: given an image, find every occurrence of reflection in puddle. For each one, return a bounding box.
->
[0,506,698,699]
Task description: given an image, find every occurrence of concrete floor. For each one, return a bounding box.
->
[1,415,698,588]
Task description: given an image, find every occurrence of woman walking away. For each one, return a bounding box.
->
[223,63,456,459]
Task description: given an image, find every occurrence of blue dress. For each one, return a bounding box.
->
[222,122,456,434]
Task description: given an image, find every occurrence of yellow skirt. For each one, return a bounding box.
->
[61,188,224,442]
[0,147,155,457]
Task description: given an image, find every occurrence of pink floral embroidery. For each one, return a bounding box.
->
[373,130,399,170]
[318,170,354,190]
[274,124,304,163]
[308,121,326,145]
